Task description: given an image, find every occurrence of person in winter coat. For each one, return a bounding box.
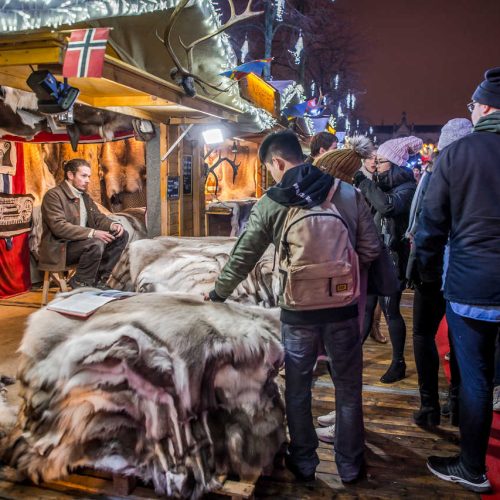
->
[353,136,420,383]
[39,158,128,289]
[206,131,381,484]
[406,118,472,429]
[415,67,500,494]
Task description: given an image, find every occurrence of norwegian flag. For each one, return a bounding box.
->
[62,28,110,78]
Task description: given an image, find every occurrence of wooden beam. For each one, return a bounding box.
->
[160,124,169,236]
[84,95,173,107]
[0,47,63,67]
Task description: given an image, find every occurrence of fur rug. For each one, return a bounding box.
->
[109,236,279,308]
[0,376,17,439]
[1,292,285,499]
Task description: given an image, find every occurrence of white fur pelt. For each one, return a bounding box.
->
[109,236,279,308]
[0,376,17,439]
[1,292,285,499]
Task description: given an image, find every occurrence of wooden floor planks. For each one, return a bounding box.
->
[0,290,478,498]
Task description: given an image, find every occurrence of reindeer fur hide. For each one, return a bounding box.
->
[109,236,279,308]
[1,292,285,499]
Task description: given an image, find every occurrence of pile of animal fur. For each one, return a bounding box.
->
[2,292,285,499]
[109,236,279,308]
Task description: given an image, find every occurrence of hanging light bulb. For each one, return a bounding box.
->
[288,30,303,65]
[240,34,249,62]
[275,0,285,21]
[334,74,340,90]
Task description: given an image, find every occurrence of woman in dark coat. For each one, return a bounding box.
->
[353,136,420,383]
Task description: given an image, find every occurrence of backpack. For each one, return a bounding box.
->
[278,180,360,310]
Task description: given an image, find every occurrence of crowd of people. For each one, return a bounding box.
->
[206,67,500,493]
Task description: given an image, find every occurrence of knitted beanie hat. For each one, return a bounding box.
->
[313,136,373,183]
[377,136,423,167]
[437,118,473,151]
[472,67,500,108]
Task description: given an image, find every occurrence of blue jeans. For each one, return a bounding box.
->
[446,302,499,473]
[282,317,364,481]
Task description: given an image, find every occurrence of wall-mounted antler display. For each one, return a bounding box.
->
[204,150,241,196]
[162,0,263,96]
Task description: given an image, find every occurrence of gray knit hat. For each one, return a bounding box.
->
[437,118,473,151]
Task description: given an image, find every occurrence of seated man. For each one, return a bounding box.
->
[39,158,128,289]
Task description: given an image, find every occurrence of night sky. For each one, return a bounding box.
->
[335,0,500,126]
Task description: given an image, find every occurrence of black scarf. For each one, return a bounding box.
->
[266,163,334,208]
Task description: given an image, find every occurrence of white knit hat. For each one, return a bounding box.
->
[377,136,423,166]
[437,118,473,151]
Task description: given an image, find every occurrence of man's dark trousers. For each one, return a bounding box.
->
[66,231,128,285]
[282,317,364,482]
[446,302,499,473]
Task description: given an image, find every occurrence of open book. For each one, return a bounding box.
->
[47,290,136,318]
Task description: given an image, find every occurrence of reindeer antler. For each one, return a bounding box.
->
[163,0,263,97]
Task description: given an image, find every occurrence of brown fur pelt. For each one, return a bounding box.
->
[108,236,279,308]
[1,293,285,499]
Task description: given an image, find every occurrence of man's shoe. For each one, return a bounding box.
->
[427,455,491,493]
[493,385,500,412]
[316,424,335,444]
[380,360,406,384]
[68,276,94,289]
[95,280,113,290]
[317,410,336,427]
[284,454,315,482]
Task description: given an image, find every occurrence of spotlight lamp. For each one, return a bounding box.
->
[202,128,224,145]
[26,70,80,114]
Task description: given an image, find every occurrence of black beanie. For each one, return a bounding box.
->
[472,67,500,108]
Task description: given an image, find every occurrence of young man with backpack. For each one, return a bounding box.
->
[206,131,381,484]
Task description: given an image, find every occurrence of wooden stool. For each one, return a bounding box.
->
[40,267,76,306]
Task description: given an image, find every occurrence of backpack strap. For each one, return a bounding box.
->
[321,178,340,209]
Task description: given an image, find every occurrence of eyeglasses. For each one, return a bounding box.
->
[467,101,476,113]
[375,159,390,165]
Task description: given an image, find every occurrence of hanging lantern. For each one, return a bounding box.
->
[334,74,340,90]
[311,80,316,96]
[337,103,343,117]
[351,94,356,109]
[275,0,285,21]
[240,34,249,62]
[289,30,303,65]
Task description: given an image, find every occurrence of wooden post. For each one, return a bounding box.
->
[146,123,165,238]
[192,140,202,236]
[160,123,169,236]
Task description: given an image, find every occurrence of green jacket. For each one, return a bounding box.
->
[214,184,381,313]
[215,194,288,300]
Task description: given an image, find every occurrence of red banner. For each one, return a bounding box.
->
[62,28,110,78]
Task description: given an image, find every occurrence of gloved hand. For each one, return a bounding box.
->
[353,170,368,187]
[206,289,226,302]
[415,280,442,295]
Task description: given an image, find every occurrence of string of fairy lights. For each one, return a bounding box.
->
[1,0,354,134]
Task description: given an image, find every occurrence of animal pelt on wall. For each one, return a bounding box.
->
[109,236,279,308]
[1,292,285,499]
[205,144,259,202]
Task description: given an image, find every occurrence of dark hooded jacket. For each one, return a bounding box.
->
[210,163,381,325]
[415,112,500,305]
[356,165,416,283]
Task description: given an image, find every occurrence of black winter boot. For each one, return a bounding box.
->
[380,360,406,384]
[414,406,441,427]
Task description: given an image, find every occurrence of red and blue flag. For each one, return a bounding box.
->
[219,58,273,80]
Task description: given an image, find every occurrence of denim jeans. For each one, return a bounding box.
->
[446,302,499,473]
[282,317,364,481]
